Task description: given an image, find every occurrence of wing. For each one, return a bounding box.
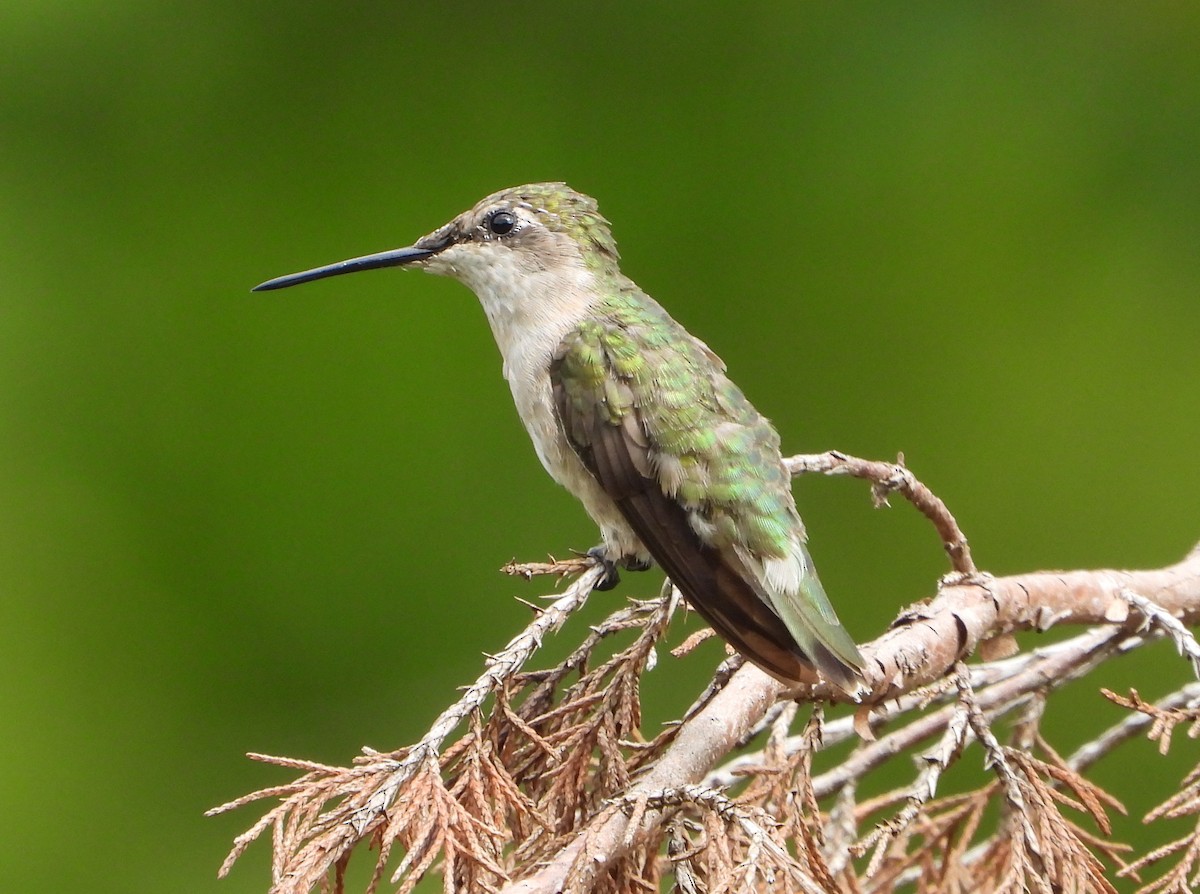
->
[550,302,863,692]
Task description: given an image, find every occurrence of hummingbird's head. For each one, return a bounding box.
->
[252,183,619,295]
[416,183,620,291]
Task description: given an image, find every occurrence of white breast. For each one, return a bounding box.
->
[423,243,645,560]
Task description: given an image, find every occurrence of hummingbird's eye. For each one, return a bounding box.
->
[487,211,517,236]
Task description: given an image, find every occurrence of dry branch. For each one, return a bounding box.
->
[211,450,1200,894]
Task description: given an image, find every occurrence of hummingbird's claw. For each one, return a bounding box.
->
[585,547,654,590]
[586,546,622,591]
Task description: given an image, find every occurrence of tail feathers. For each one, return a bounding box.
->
[611,486,863,694]
[790,546,865,689]
[730,544,865,697]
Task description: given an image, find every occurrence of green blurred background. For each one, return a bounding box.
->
[2,3,1197,891]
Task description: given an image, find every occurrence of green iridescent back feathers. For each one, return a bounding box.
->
[555,292,799,561]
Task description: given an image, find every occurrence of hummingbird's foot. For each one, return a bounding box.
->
[623,555,653,574]
[585,548,653,591]
[586,546,622,591]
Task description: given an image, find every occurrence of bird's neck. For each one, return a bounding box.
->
[471,265,607,379]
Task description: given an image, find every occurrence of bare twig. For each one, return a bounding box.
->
[1121,589,1200,678]
[786,449,976,575]
[501,555,595,580]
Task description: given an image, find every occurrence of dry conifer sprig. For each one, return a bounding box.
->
[210,452,1200,894]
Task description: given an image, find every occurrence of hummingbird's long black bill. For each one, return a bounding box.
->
[251,245,435,292]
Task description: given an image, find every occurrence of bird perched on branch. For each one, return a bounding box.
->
[254,183,864,696]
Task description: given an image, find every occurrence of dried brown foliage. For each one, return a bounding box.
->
[210,453,1200,894]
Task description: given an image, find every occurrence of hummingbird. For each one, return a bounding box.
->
[253,183,864,695]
